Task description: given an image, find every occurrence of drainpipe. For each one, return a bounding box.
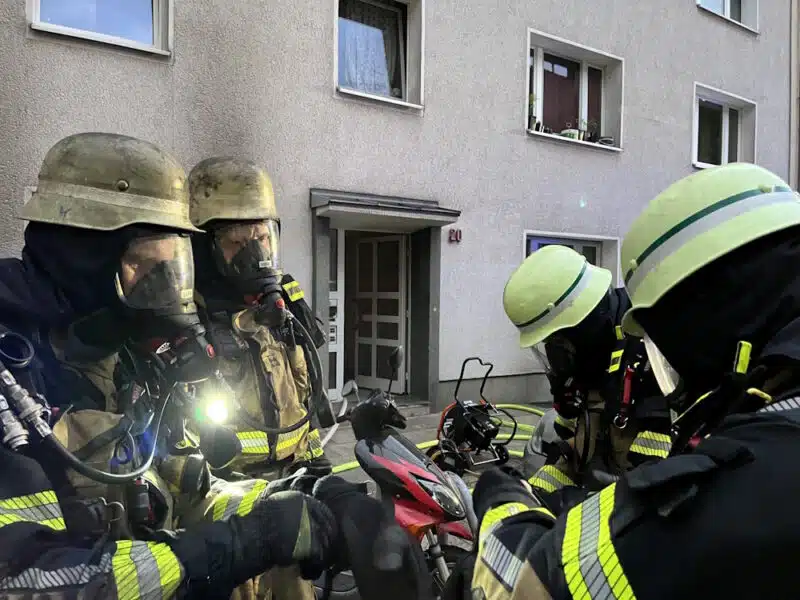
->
[790,0,800,188]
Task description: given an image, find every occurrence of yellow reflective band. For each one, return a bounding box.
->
[479,502,531,548]
[747,387,773,403]
[211,479,269,522]
[608,350,624,373]
[528,465,575,494]
[0,490,58,509]
[0,490,66,531]
[304,428,325,459]
[112,540,141,600]
[236,479,268,517]
[237,430,271,455]
[615,326,624,341]
[562,484,636,600]
[277,421,310,453]
[113,540,184,600]
[282,281,305,302]
[629,430,671,458]
[150,543,183,599]
[555,414,577,431]
[734,340,752,374]
[212,494,231,522]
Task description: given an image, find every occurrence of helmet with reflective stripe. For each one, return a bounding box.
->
[188,157,279,228]
[19,132,200,232]
[503,245,613,348]
[622,163,800,336]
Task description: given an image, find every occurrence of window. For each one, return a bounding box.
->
[697,0,758,31]
[526,235,601,265]
[336,0,424,108]
[527,29,624,151]
[693,83,756,168]
[30,0,170,54]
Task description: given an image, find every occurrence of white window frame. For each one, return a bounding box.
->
[522,230,622,285]
[28,0,172,55]
[696,0,759,34]
[334,0,425,110]
[525,28,624,153]
[692,82,757,170]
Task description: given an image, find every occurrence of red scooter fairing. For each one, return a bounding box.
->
[355,427,471,541]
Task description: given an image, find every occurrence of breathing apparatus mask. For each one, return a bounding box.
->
[0,232,237,494]
[210,219,286,327]
[205,219,337,429]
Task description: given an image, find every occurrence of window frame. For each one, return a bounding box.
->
[525,28,624,153]
[334,0,425,110]
[696,0,760,34]
[692,82,757,170]
[522,230,622,285]
[28,0,172,55]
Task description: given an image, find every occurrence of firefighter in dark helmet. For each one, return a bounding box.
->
[187,157,334,599]
[0,132,338,598]
[467,163,800,599]
[503,245,669,508]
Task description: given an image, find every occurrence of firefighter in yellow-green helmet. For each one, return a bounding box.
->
[469,163,800,599]
[503,245,669,511]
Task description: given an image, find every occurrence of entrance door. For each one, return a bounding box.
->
[327,229,345,401]
[354,235,407,392]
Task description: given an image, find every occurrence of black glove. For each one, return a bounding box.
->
[472,468,540,524]
[313,476,434,600]
[166,490,337,595]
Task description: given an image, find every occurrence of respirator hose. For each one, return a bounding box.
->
[290,314,334,428]
[44,388,171,485]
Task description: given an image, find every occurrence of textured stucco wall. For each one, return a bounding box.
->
[0,0,792,385]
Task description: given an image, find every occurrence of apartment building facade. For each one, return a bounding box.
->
[0,0,795,409]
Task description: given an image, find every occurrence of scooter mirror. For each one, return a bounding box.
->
[341,380,359,398]
[389,346,405,372]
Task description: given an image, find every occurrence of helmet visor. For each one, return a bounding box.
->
[532,334,577,379]
[213,219,281,279]
[643,333,680,396]
[116,234,195,310]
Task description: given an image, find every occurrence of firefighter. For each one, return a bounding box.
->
[468,163,800,599]
[186,157,332,477]
[503,245,669,504]
[0,132,338,598]
[186,156,335,599]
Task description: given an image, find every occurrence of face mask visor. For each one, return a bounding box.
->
[115,234,195,311]
[643,333,680,396]
[532,334,577,380]
[212,219,281,281]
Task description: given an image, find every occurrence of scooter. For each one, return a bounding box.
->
[271,347,476,598]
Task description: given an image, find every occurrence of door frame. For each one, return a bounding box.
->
[353,233,409,393]
[327,228,346,401]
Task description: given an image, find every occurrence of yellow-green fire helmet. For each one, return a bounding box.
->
[188,157,279,229]
[622,162,800,336]
[19,132,199,232]
[503,245,613,348]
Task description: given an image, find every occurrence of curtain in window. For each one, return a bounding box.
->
[542,54,580,133]
[338,0,401,97]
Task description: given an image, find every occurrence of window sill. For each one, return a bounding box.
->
[337,87,423,110]
[526,129,622,153]
[692,160,723,170]
[696,5,759,35]
[30,22,171,56]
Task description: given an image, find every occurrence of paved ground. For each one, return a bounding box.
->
[322,400,548,487]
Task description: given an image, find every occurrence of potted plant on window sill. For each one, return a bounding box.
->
[586,119,600,143]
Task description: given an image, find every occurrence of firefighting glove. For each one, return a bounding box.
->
[472,467,542,524]
[313,476,435,600]
[166,490,337,595]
